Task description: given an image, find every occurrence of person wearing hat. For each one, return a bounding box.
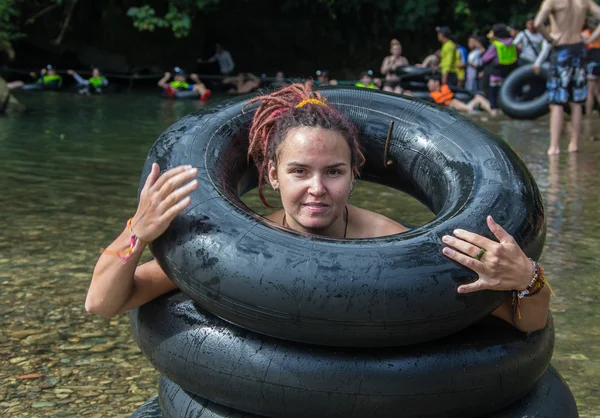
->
[157,67,211,101]
[355,71,378,89]
[513,15,545,64]
[436,26,459,86]
[30,65,63,88]
[7,65,63,90]
[481,23,518,113]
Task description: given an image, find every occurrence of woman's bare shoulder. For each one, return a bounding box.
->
[264,209,283,224]
[348,205,408,238]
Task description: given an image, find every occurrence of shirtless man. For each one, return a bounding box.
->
[222,72,261,94]
[534,0,600,154]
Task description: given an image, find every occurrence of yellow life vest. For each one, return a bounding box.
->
[492,40,518,65]
[37,74,63,86]
[169,81,190,89]
[355,82,376,89]
[89,76,106,88]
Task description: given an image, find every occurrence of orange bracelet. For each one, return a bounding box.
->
[102,218,140,265]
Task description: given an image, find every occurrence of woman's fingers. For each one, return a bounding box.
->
[441,235,482,258]
[442,246,486,274]
[156,167,198,199]
[487,215,514,244]
[162,196,191,222]
[141,163,160,195]
[158,179,198,212]
[152,165,193,193]
[457,279,488,294]
[452,228,496,250]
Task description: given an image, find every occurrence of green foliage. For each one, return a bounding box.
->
[0,0,24,41]
[127,0,219,38]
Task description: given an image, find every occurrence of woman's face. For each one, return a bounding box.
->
[391,44,402,56]
[268,127,353,236]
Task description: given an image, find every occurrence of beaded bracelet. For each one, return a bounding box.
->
[511,258,553,320]
[102,218,141,265]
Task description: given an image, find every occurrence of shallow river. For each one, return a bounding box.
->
[1,92,598,417]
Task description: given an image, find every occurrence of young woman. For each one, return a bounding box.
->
[380,39,410,94]
[86,82,550,333]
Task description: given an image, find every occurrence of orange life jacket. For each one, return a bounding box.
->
[430,84,454,106]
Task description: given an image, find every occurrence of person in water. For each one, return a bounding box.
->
[198,43,235,75]
[157,67,211,101]
[67,68,109,94]
[482,23,518,113]
[7,65,63,90]
[427,74,496,116]
[513,15,545,64]
[354,71,381,89]
[456,41,469,88]
[222,72,262,94]
[315,70,338,87]
[271,71,289,90]
[534,0,600,154]
[466,35,485,92]
[380,39,409,94]
[582,18,600,117]
[436,27,459,86]
[86,81,550,335]
[416,49,441,69]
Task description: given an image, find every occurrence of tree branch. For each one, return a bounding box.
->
[26,3,60,25]
[53,0,78,45]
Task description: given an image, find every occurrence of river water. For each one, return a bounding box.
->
[1,92,598,417]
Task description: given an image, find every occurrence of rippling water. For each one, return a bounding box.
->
[1,92,598,417]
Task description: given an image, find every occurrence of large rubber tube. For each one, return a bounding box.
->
[131,291,554,418]
[160,90,200,99]
[499,64,549,119]
[130,396,163,418]
[159,376,257,418]
[147,364,577,418]
[140,87,546,347]
[489,365,578,418]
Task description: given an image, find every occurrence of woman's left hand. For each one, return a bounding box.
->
[441,215,533,294]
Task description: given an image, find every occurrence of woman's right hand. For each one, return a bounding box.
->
[131,163,198,243]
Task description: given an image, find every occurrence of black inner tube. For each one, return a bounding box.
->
[142,87,546,347]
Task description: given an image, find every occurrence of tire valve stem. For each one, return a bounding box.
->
[384,120,395,168]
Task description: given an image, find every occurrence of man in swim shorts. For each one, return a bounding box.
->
[534,0,600,154]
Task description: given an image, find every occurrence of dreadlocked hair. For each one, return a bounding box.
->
[245,81,365,207]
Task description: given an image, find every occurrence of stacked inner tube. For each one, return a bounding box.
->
[129,88,577,417]
[499,64,550,120]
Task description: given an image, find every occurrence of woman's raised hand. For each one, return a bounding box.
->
[131,163,198,243]
[441,216,534,294]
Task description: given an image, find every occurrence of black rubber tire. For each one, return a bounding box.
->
[160,90,200,99]
[130,396,163,418]
[131,291,554,418]
[159,376,257,418]
[499,64,549,120]
[157,365,577,418]
[489,365,578,418]
[140,87,546,347]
